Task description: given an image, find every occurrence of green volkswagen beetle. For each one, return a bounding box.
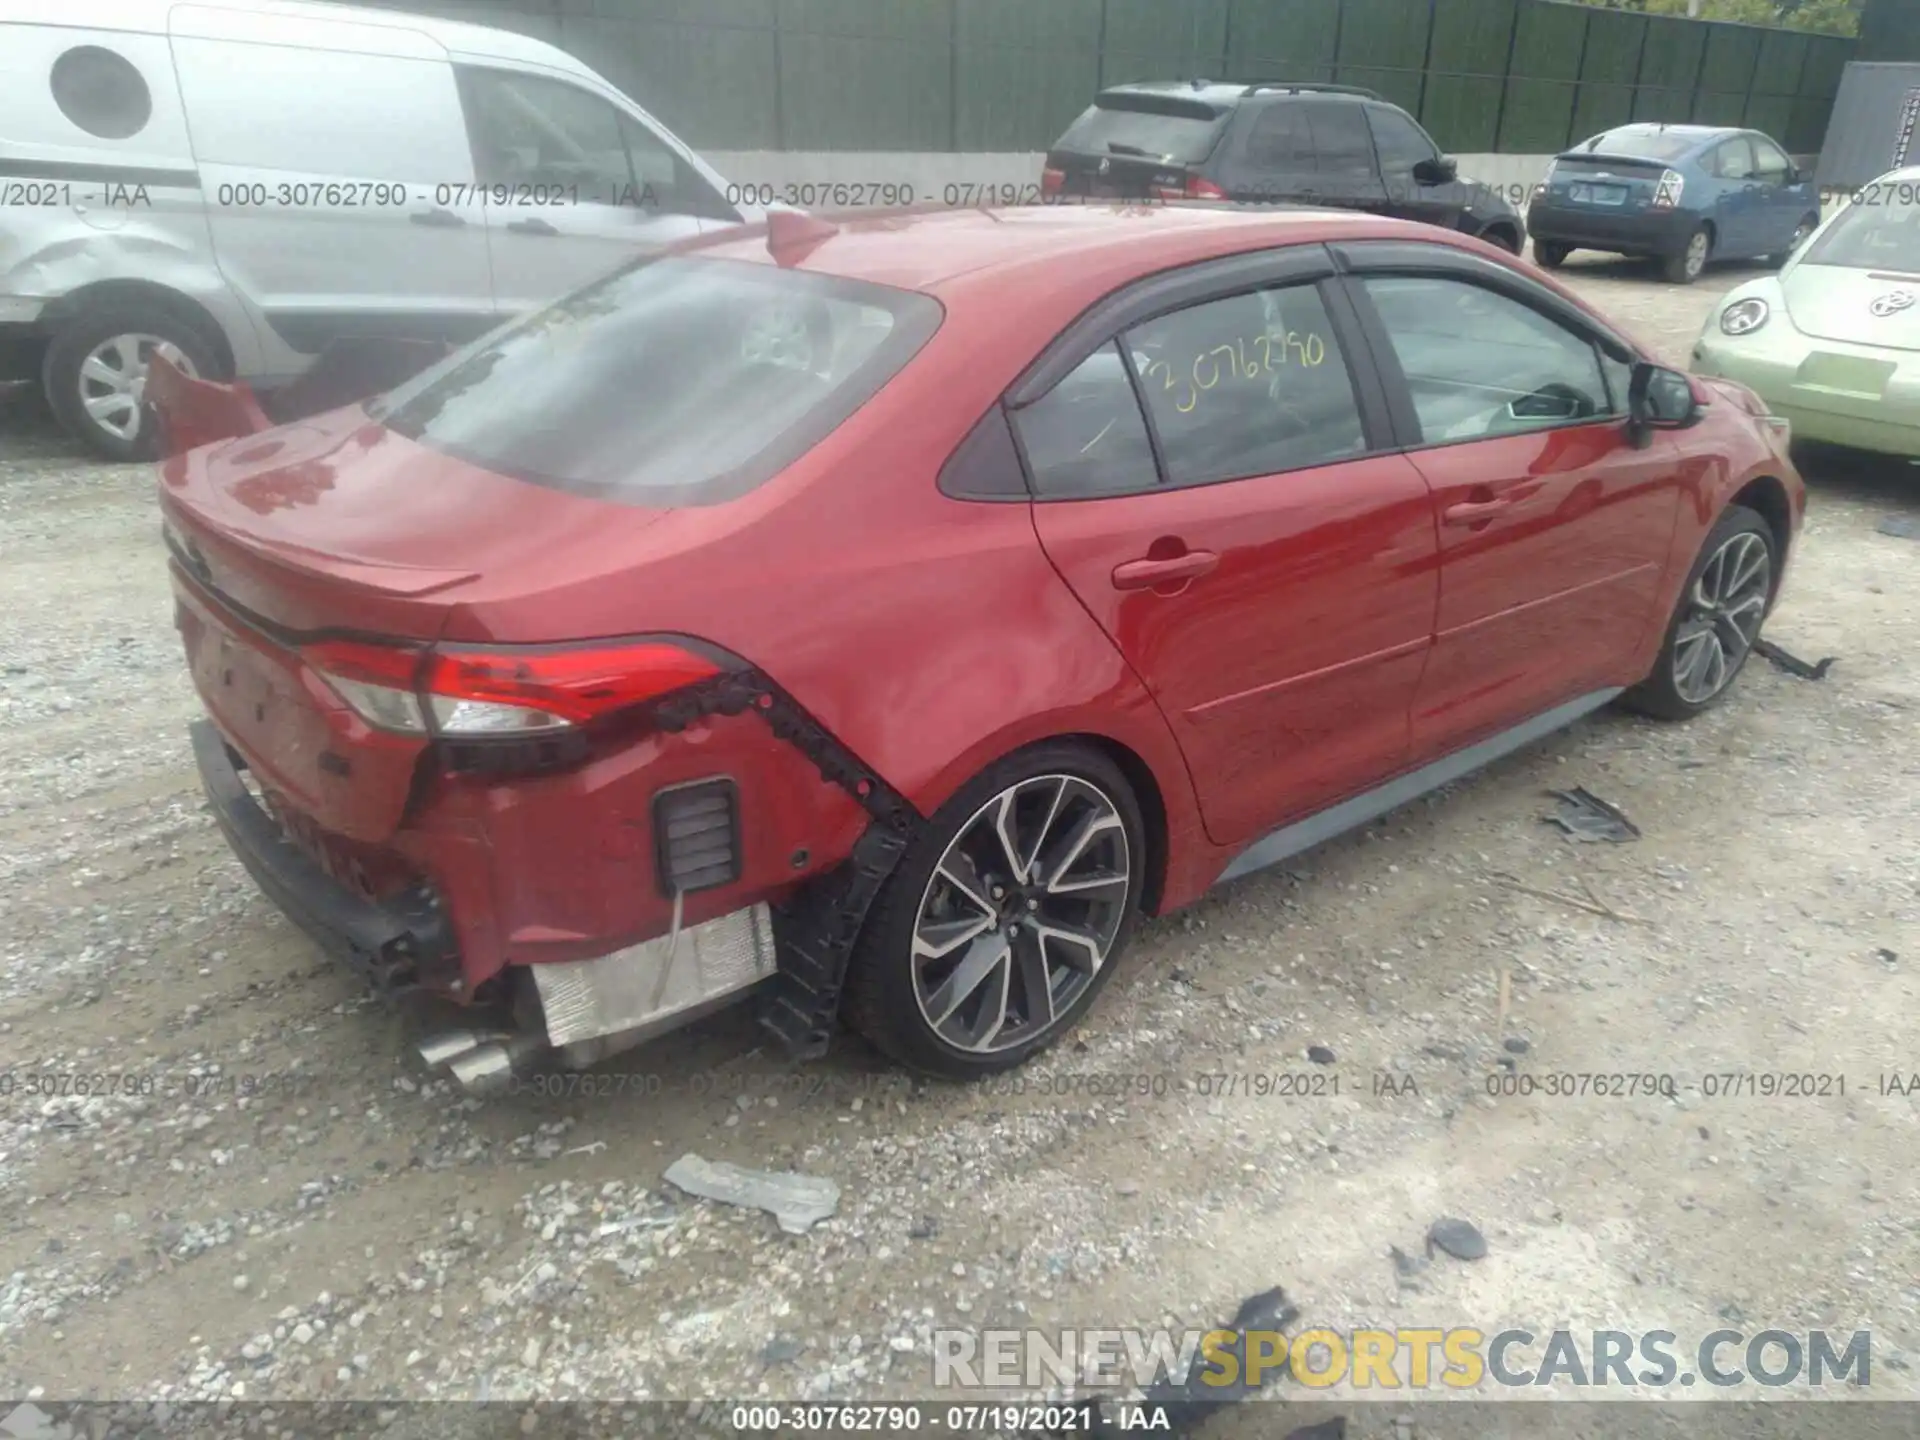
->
[1692,165,1920,457]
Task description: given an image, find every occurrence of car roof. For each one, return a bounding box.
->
[1578,122,1741,153]
[1097,79,1381,108]
[694,203,1462,302]
[5,0,578,74]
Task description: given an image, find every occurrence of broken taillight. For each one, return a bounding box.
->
[302,638,723,738]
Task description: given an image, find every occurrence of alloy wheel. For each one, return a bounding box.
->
[910,774,1131,1055]
[77,333,196,442]
[1684,230,1710,280]
[1672,531,1771,704]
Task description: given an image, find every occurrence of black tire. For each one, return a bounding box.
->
[843,741,1147,1079]
[1478,224,1522,255]
[1767,213,1819,268]
[1622,505,1776,722]
[1533,240,1571,269]
[43,303,221,461]
[1661,224,1711,284]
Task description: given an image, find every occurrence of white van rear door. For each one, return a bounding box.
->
[168,5,497,362]
[449,65,735,314]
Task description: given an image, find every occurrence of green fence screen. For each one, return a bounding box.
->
[348,0,1854,154]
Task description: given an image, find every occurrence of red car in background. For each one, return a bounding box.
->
[159,204,1803,1090]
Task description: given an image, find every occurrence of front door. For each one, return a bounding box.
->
[1366,104,1454,228]
[1015,275,1439,848]
[1345,266,1682,760]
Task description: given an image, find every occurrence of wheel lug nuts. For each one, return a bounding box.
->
[990,885,1005,901]
[1026,898,1039,911]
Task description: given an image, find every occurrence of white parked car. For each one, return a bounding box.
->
[0,0,755,457]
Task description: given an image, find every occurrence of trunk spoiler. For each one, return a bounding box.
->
[1552,150,1672,171]
[145,337,453,460]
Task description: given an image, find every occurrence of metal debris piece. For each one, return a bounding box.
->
[1876,948,1899,965]
[1104,1285,1300,1433]
[1389,1244,1429,1287]
[1426,1217,1488,1261]
[1752,637,1835,680]
[1306,1045,1336,1065]
[1875,514,1920,539]
[1543,787,1640,843]
[662,1153,840,1235]
[1503,1037,1530,1054]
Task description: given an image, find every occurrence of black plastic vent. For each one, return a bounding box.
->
[653,778,741,894]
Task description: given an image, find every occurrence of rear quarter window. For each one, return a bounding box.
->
[372,256,943,506]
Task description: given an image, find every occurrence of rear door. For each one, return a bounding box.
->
[1044,92,1230,200]
[1338,244,1682,760]
[168,6,497,353]
[1013,250,1439,848]
[452,66,733,314]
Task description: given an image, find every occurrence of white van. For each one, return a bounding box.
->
[0,0,755,457]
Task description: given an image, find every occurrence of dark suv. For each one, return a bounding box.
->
[1041,81,1525,253]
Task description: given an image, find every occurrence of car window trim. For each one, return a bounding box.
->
[1006,265,1397,502]
[1330,246,1637,452]
[1007,244,1339,407]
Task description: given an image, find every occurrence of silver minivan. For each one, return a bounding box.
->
[0,0,755,457]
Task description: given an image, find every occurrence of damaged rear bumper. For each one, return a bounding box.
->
[190,718,454,994]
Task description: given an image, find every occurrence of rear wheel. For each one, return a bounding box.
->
[843,742,1146,1078]
[44,302,219,460]
[1623,505,1775,721]
[1662,225,1711,284]
[1533,240,1571,269]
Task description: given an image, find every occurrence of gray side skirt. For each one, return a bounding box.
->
[1215,688,1623,886]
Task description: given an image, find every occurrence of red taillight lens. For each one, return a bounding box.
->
[1040,166,1065,197]
[302,638,723,737]
[1150,175,1228,201]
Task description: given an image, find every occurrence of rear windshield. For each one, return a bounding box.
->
[1802,187,1920,271]
[1055,98,1228,165]
[1573,128,1696,163]
[371,256,942,505]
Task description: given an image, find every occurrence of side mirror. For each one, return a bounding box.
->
[1413,155,1459,185]
[1627,360,1702,445]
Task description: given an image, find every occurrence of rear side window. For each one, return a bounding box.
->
[373,257,942,505]
[1711,137,1756,180]
[1011,344,1160,498]
[1751,136,1793,180]
[1124,284,1366,484]
[50,45,151,139]
[1055,98,1228,165]
[1242,105,1311,168]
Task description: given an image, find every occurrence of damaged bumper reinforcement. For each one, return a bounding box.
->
[195,666,924,1092]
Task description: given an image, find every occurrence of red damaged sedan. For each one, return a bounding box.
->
[160,205,1804,1089]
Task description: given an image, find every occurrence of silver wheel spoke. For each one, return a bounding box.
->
[936,852,994,917]
[84,393,135,420]
[924,932,1011,1028]
[914,911,995,961]
[1012,931,1055,1031]
[988,789,1028,885]
[1042,809,1123,893]
[1034,920,1106,974]
[80,356,123,389]
[1021,777,1069,881]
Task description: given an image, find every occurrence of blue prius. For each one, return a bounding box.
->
[1526,123,1823,285]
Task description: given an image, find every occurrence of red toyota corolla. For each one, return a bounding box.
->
[159,205,1804,1090]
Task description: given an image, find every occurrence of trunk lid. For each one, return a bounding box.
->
[1046,92,1230,199]
[161,405,673,842]
[1542,153,1668,215]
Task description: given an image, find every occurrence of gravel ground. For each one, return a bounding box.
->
[2,251,1918,1433]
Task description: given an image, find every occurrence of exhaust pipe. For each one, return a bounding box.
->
[417,1027,550,1096]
